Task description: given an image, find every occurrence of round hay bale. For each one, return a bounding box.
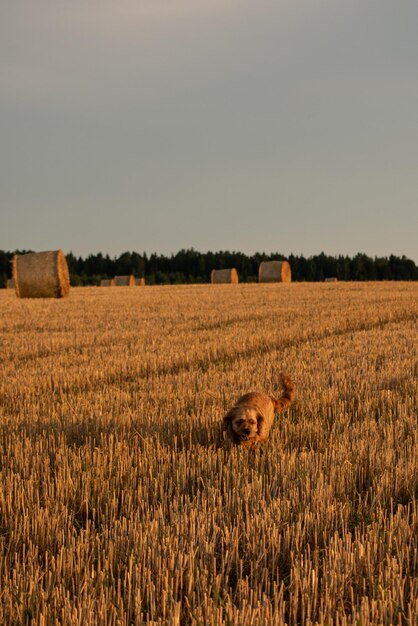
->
[211,269,239,284]
[135,277,146,286]
[100,278,115,287]
[258,260,291,283]
[13,250,70,298]
[114,275,136,287]
[324,277,338,283]
[6,278,15,289]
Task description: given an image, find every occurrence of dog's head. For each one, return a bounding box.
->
[223,405,262,445]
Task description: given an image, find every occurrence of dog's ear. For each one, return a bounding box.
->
[257,412,269,439]
[223,408,239,443]
[223,408,235,430]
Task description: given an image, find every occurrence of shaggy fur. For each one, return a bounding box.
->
[223,374,295,448]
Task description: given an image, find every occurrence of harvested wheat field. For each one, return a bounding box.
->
[0,282,417,626]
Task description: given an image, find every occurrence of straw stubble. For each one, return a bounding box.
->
[0,282,416,625]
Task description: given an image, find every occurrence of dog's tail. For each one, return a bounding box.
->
[271,374,295,413]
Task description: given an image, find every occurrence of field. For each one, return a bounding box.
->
[0,282,417,625]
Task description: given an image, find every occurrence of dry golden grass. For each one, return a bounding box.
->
[0,282,417,625]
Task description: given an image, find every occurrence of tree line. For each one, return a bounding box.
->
[0,249,417,287]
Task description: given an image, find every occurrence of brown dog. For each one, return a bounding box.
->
[223,374,295,447]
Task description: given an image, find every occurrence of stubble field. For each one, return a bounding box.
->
[0,282,417,625]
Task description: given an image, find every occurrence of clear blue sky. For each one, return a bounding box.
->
[1,0,417,260]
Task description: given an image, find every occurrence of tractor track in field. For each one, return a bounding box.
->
[2,309,413,407]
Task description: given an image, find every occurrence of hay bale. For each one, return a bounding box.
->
[6,278,15,289]
[258,260,291,283]
[13,250,70,298]
[135,278,146,286]
[210,269,239,284]
[100,278,115,287]
[114,275,136,287]
[324,277,338,283]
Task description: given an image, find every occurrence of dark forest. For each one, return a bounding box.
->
[1,249,417,287]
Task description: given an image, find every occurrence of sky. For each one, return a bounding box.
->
[1,0,417,261]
